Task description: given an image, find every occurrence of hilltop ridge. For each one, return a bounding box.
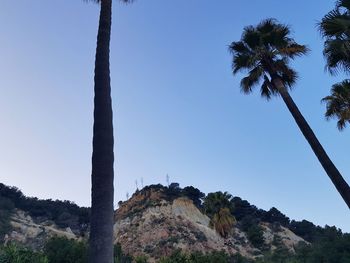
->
[0,182,349,261]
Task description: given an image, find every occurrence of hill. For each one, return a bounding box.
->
[0,183,349,262]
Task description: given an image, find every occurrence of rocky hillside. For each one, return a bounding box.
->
[113,186,305,262]
[2,183,340,262]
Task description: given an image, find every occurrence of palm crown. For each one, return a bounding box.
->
[322,80,350,130]
[318,0,350,74]
[229,19,308,99]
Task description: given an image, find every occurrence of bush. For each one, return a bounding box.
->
[0,243,48,263]
[44,237,87,263]
[0,197,15,240]
[246,225,264,248]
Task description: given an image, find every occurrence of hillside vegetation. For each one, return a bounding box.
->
[0,183,349,262]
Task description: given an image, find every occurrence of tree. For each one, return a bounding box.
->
[229,18,350,209]
[88,1,133,263]
[182,186,205,208]
[322,80,350,130]
[262,207,290,227]
[319,1,350,130]
[203,191,234,218]
[44,237,87,263]
[211,208,236,238]
[318,0,350,75]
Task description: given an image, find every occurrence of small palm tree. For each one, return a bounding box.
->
[318,0,350,74]
[322,80,350,130]
[211,208,236,238]
[88,1,133,262]
[203,191,234,218]
[229,19,350,209]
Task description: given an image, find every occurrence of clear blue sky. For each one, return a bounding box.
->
[0,0,349,232]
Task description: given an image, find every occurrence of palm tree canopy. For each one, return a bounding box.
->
[229,19,308,99]
[211,208,236,238]
[322,80,350,130]
[319,0,350,74]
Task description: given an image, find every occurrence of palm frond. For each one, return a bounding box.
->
[318,10,350,38]
[242,26,261,50]
[274,59,298,88]
[230,18,306,95]
[260,77,272,99]
[323,38,350,74]
[240,66,264,93]
[278,43,309,59]
[336,0,350,11]
[322,80,350,130]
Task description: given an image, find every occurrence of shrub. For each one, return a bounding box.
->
[0,243,48,263]
[246,225,264,248]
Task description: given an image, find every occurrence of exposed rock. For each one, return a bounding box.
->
[6,209,78,250]
[113,190,306,262]
[3,186,307,262]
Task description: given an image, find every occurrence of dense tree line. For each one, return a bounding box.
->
[0,184,90,233]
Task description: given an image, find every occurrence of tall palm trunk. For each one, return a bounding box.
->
[89,0,114,262]
[272,77,350,209]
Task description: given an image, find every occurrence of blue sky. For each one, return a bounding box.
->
[0,0,349,232]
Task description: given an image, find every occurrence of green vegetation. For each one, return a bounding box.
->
[0,243,47,263]
[0,183,90,234]
[1,183,350,261]
[159,250,249,263]
[319,1,350,131]
[0,197,14,240]
[138,184,205,209]
[0,231,350,262]
[44,237,88,263]
[210,208,236,238]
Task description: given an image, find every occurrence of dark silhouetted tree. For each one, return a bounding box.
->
[229,18,350,209]
[88,1,133,263]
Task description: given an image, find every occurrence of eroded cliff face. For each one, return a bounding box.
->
[114,190,306,262]
[3,187,306,262]
[5,210,79,250]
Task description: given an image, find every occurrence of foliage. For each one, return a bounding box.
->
[0,196,14,240]
[181,186,205,208]
[230,197,262,221]
[139,184,204,209]
[210,208,236,238]
[322,80,350,130]
[261,207,290,227]
[114,243,132,263]
[203,192,234,218]
[159,250,249,263]
[0,183,90,232]
[246,225,265,248]
[318,0,350,74]
[44,237,87,263]
[229,18,308,99]
[0,243,47,263]
[134,255,148,263]
[319,1,350,130]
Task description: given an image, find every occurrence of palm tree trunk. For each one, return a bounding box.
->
[89,0,114,262]
[272,77,350,209]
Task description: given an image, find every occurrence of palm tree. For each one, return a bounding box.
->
[203,191,234,218]
[322,80,350,130]
[211,208,236,238]
[319,0,350,130]
[318,0,350,75]
[229,19,350,209]
[89,1,132,262]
